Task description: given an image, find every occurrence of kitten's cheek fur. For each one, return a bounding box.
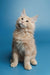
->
[19,21,21,23]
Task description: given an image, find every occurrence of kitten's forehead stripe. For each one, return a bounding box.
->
[19,16,31,21]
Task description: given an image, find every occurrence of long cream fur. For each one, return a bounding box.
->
[10,9,38,70]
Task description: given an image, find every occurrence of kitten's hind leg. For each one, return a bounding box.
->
[11,52,18,67]
[31,59,37,65]
[10,58,13,63]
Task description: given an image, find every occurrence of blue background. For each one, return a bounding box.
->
[0,0,50,75]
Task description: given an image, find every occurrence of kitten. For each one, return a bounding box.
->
[10,9,38,70]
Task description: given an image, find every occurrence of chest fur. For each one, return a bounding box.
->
[15,40,25,56]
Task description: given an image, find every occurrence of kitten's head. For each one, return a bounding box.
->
[16,9,38,31]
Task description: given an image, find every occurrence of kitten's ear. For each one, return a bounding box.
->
[31,15,38,23]
[21,9,26,16]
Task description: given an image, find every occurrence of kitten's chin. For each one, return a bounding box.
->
[17,23,26,29]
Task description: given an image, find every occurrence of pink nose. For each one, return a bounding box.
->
[22,21,24,23]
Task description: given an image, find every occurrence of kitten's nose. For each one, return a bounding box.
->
[22,21,24,23]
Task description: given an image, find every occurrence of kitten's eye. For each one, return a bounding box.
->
[26,20,29,22]
[21,18,23,20]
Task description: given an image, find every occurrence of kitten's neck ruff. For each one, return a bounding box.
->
[13,28,34,41]
[16,28,34,35]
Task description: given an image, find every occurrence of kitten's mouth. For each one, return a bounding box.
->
[17,23,26,29]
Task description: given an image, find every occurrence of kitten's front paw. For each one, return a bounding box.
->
[24,64,32,70]
[11,62,18,67]
[31,59,37,65]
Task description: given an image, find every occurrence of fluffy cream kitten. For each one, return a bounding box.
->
[10,9,38,70]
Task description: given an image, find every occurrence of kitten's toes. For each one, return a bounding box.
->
[11,62,18,67]
[31,59,37,65]
[24,64,32,70]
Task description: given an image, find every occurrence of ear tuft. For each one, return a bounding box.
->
[21,9,26,16]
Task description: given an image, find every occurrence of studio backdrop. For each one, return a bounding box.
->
[0,0,50,75]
